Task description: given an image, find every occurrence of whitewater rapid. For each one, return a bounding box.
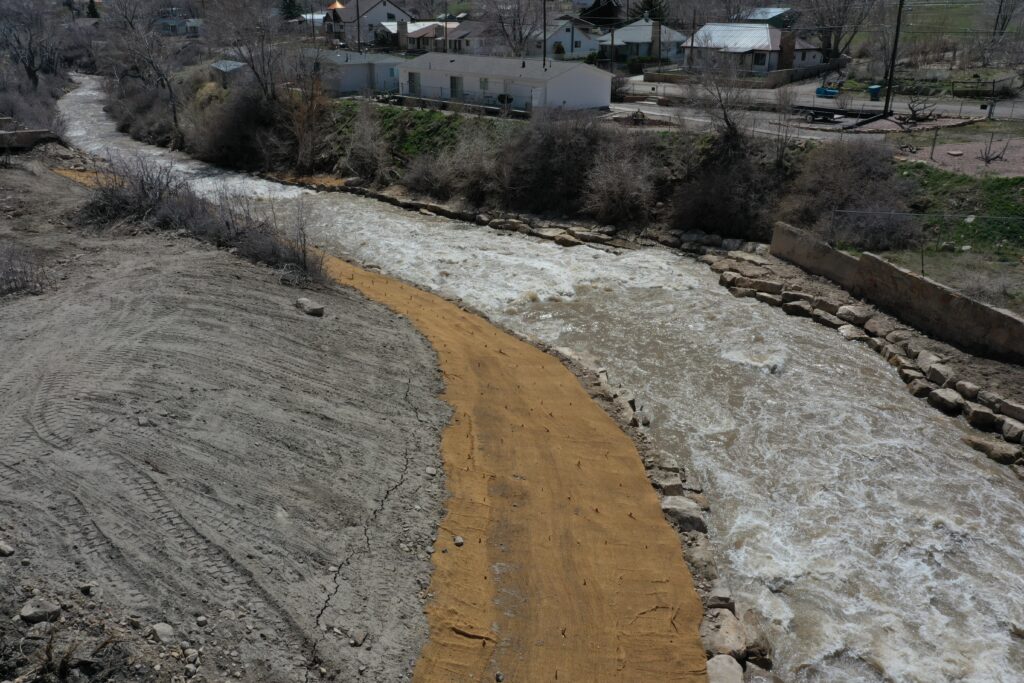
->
[60,76,1024,682]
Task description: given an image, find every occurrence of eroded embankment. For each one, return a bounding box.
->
[322,256,708,682]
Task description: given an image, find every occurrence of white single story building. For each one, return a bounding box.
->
[398,53,612,111]
[597,17,687,60]
[312,49,405,95]
[684,23,821,72]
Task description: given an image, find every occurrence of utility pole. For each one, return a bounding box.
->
[542,0,547,66]
[882,0,906,117]
[444,0,449,52]
[609,27,615,72]
[356,0,364,51]
[993,0,1006,35]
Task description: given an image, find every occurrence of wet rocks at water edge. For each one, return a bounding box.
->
[838,324,869,342]
[706,654,743,683]
[964,402,998,430]
[700,608,746,659]
[962,435,1022,465]
[660,496,707,533]
[836,304,873,326]
[781,300,813,317]
[927,388,964,415]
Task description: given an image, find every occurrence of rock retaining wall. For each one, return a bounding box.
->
[770,221,1024,364]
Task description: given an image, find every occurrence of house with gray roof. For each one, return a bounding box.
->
[684,23,820,73]
[739,7,800,28]
[398,53,612,111]
[596,17,687,61]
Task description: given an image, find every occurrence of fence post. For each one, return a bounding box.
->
[930,128,938,160]
[959,100,964,117]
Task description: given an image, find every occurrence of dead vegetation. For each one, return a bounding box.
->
[0,241,47,296]
[81,155,323,280]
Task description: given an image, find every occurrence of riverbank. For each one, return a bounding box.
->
[0,153,450,681]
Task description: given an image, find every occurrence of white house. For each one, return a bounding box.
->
[398,53,612,111]
[312,50,405,95]
[526,16,602,60]
[323,0,413,48]
[596,17,687,60]
[684,23,821,73]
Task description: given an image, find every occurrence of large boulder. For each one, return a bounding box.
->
[1001,400,1024,424]
[294,297,325,317]
[661,496,707,533]
[864,316,898,338]
[811,309,845,329]
[1003,418,1024,444]
[782,300,813,317]
[700,608,746,658]
[928,388,964,415]
[838,324,869,342]
[955,380,980,401]
[963,435,1022,465]
[836,304,873,326]
[964,402,998,430]
[648,470,685,496]
[925,363,957,387]
[907,379,934,398]
[706,655,744,683]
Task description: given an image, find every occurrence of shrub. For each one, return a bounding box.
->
[582,135,655,225]
[778,139,920,250]
[81,156,323,279]
[340,101,392,184]
[498,113,608,214]
[0,242,46,296]
[185,86,279,169]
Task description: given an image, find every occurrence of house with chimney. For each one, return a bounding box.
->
[398,53,612,112]
[526,16,601,60]
[596,17,687,61]
[322,0,413,48]
[683,23,820,73]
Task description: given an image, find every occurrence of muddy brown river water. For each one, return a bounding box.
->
[60,75,1024,682]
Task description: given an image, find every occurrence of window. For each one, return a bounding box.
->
[565,27,571,32]
[753,53,766,66]
[465,39,470,46]
[387,12,395,19]
[480,77,489,91]
[800,51,806,62]
[574,40,581,48]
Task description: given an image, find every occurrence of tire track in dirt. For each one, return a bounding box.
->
[322,256,708,682]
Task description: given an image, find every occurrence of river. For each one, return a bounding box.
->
[59,75,1024,682]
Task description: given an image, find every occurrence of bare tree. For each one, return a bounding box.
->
[104,0,186,134]
[480,0,542,56]
[206,0,284,101]
[690,64,750,138]
[772,87,796,166]
[987,0,1024,36]
[906,91,936,122]
[286,48,327,174]
[0,0,62,90]
[800,0,878,60]
[978,133,1011,164]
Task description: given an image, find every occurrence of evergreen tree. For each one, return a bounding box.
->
[86,0,99,18]
[281,0,303,21]
[627,0,667,21]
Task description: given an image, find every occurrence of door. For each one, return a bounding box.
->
[408,71,420,96]
[450,76,463,100]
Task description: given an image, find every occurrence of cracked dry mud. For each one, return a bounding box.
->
[0,161,449,681]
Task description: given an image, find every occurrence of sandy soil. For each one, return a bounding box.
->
[321,258,708,682]
[0,158,450,682]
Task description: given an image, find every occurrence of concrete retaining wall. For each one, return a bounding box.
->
[770,221,1024,363]
[0,130,58,150]
[770,221,860,290]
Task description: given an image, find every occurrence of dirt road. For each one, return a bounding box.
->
[322,257,708,682]
[0,159,449,681]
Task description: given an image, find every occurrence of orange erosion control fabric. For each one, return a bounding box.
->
[324,256,707,682]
